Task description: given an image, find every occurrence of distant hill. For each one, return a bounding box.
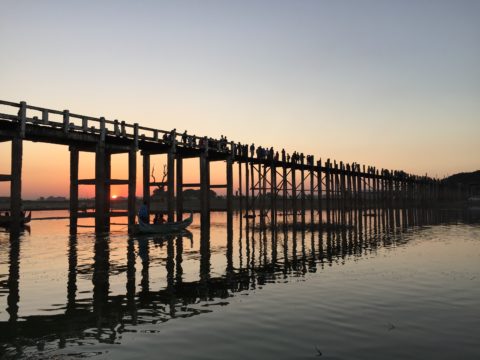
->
[442,170,480,185]
[443,170,480,196]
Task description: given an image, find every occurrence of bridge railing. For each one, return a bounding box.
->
[0,99,440,185]
[0,100,236,155]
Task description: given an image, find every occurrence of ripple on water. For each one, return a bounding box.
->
[0,210,479,359]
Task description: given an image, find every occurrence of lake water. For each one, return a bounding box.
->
[1,208,479,359]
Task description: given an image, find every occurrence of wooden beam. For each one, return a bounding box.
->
[128,147,136,231]
[210,184,227,189]
[80,178,127,186]
[108,179,129,185]
[149,181,167,187]
[78,179,96,185]
[0,174,11,182]
[183,182,201,188]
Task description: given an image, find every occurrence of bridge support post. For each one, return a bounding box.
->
[95,144,107,233]
[270,163,276,224]
[250,161,255,214]
[128,147,137,232]
[69,146,79,234]
[245,161,249,217]
[176,154,183,221]
[104,151,111,232]
[200,152,210,224]
[226,155,233,216]
[261,164,267,219]
[142,152,150,215]
[317,160,323,224]
[325,160,331,224]
[167,151,175,222]
[282,164,287,219]
[238,161,243,212]
[10,136,23,232]
[309,160,314,222]
[291,165,297,222]
[300,166,306,222]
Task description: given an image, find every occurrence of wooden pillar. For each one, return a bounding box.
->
[270,163,276,224]
[128,147,136,231]
[352,164,357,210]
[291,165,297,219]
[325,160,331,224]
[245,161,249,217]
[176,154,183,221]
[300,166,306,218]
[282,164,287,217]
[389,171,394,208]
[347,164,353,210]
[104,152,111,231]
[142,152,150,214]
[10,136,23,232]
[340,162,346,212]
[226,155,233,215]
[260,164,266,217]
[239,161,243,212]
[95,144,106,233]
[250,162,255,213]
[334,162,339,223]
[309,162,314,222]
[69,147,79,234]
[167,151,175,222]
[200,152,210,223]
[317,160,323,224]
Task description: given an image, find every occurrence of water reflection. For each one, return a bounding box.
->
[0,207,478,357]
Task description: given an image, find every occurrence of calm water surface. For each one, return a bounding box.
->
[0,209,479,359]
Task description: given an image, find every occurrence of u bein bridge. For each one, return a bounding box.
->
[0,100,463,233]
[0,208,467,347]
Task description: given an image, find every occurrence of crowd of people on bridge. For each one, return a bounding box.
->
[159,127,323,167]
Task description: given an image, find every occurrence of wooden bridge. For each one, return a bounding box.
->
[0,100,460,233]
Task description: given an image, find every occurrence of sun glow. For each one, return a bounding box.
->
[111,195,118,200]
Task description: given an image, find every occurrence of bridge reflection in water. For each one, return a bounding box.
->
[0,208,474,355]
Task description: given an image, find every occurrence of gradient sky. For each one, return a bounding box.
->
[1,0,479,199]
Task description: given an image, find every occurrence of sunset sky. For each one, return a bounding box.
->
[1,0,479,199]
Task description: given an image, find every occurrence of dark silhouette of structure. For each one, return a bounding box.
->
[0,100,464,233]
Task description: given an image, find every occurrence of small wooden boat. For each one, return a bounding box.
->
[135,212,193,234]
[0,211,32,227]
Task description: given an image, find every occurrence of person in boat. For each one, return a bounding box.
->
[158,213,166,224]
[152,212,166,224]
[138,201,149,224]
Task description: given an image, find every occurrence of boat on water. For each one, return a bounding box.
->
[0,211,32,227]
[135,212,193,234]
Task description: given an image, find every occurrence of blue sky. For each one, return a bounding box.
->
[1,0,479,197]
